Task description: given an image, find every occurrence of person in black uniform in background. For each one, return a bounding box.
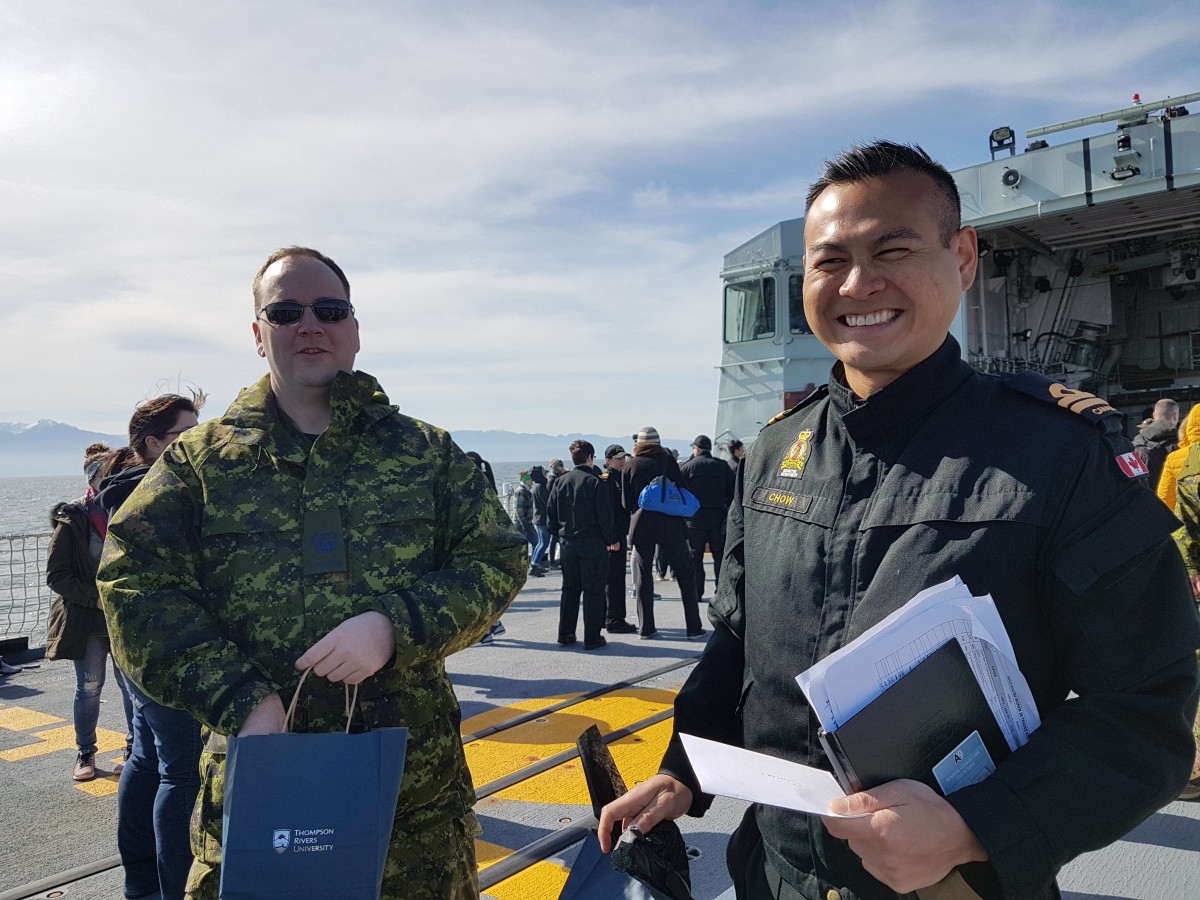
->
[726,438,745,471]
[679,434,735,599]
[546,440,618,650]
[601,444,638,634]
[600,142,1200,899]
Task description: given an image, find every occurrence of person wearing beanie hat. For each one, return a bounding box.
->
[620,427,705,640]
[635,426,661,446]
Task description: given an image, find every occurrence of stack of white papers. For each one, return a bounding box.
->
[795,577,1039,752]
[680,577,1039,815]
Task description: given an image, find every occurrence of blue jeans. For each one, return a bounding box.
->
[73,634,134,753]
[119,679,203,900]
[532,524,550,567]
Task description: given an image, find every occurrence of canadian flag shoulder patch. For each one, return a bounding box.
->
[1115,452,1149,479]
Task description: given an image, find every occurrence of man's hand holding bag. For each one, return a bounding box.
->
[219,670,408,900]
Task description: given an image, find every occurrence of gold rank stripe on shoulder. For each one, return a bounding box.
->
[766,407,796,426]
[1046,383,1117,417]
[1003,372,1119,428]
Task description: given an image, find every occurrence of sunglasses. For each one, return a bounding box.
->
[258,298,354,326]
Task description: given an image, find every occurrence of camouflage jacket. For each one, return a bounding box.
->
[99,370,528,739]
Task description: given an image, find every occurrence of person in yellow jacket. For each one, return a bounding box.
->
[1158,406,1200,508]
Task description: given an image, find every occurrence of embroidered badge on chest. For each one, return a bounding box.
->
[778,430,813,479]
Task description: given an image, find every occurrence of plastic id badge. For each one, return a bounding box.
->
[932,730,997,795]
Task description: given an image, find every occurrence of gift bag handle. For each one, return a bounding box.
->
[285,668,361,734]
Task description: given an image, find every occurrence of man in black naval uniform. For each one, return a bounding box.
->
[546,440,620,649]
[601,444,638,634]
[599,142,1200,899]
[679,434,736,598]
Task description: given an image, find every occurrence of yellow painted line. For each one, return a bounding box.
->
[478,837,570,899]
[483,860,570,899]
[468,696,681,897]
[75,774,121,797]
[0,707,64,731]
[0,724,127,762]
[462,688,676,799]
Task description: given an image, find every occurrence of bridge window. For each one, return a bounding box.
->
[724,277,775,342]
[788,275,811,334]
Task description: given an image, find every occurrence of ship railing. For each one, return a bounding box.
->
[968,355,1065,377]
[1,532,52,648]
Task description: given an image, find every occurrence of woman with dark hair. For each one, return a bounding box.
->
[620,427,704,640]
[100,392,204,900]
[45,442,135,782]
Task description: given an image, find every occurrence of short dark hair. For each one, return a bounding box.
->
[805,141,961,246]
[128,391,206,461]
[252,246,350,312]
[569,439,595,465]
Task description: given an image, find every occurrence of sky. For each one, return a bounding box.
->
[4,0,1200,440]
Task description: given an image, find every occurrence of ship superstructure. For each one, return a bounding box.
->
[714,92,1200,452]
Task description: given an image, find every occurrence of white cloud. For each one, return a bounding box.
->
[2,0,1199,441]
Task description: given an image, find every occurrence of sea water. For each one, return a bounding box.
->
[0,475,82,536]
[0,461,553,537]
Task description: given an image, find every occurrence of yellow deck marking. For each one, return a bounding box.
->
[469,697,678,891]
[463,688,676,798]
[477,837,569,899]
[0,724,127,762]
[0,707,65,731]
[75,774,121,797]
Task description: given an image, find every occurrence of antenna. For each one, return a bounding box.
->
[1026,90,1200,138]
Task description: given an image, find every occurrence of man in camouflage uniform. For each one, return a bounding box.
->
[99,246,527,899]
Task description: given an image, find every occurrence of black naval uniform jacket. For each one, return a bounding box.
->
[679,449,736,529]
[546,464,616,547]
[661,337,1200,900]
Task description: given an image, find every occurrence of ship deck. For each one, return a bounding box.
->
[1,560,1197,900]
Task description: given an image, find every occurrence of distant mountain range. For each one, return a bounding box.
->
[1,421,127,478]
[0,421,695,477]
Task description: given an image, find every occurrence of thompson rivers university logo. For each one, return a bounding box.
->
[272,827,336,854]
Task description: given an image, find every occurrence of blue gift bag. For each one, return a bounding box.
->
[559,832,676,900]
[219,675,407,900]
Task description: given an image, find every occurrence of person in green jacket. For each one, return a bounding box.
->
[99,246,527,899]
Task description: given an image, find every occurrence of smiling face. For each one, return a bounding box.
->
[802,171,977,397]
[252,254,360,400]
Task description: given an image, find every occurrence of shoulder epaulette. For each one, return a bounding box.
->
[1003,372,1122,432]
[765,385,829,428]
